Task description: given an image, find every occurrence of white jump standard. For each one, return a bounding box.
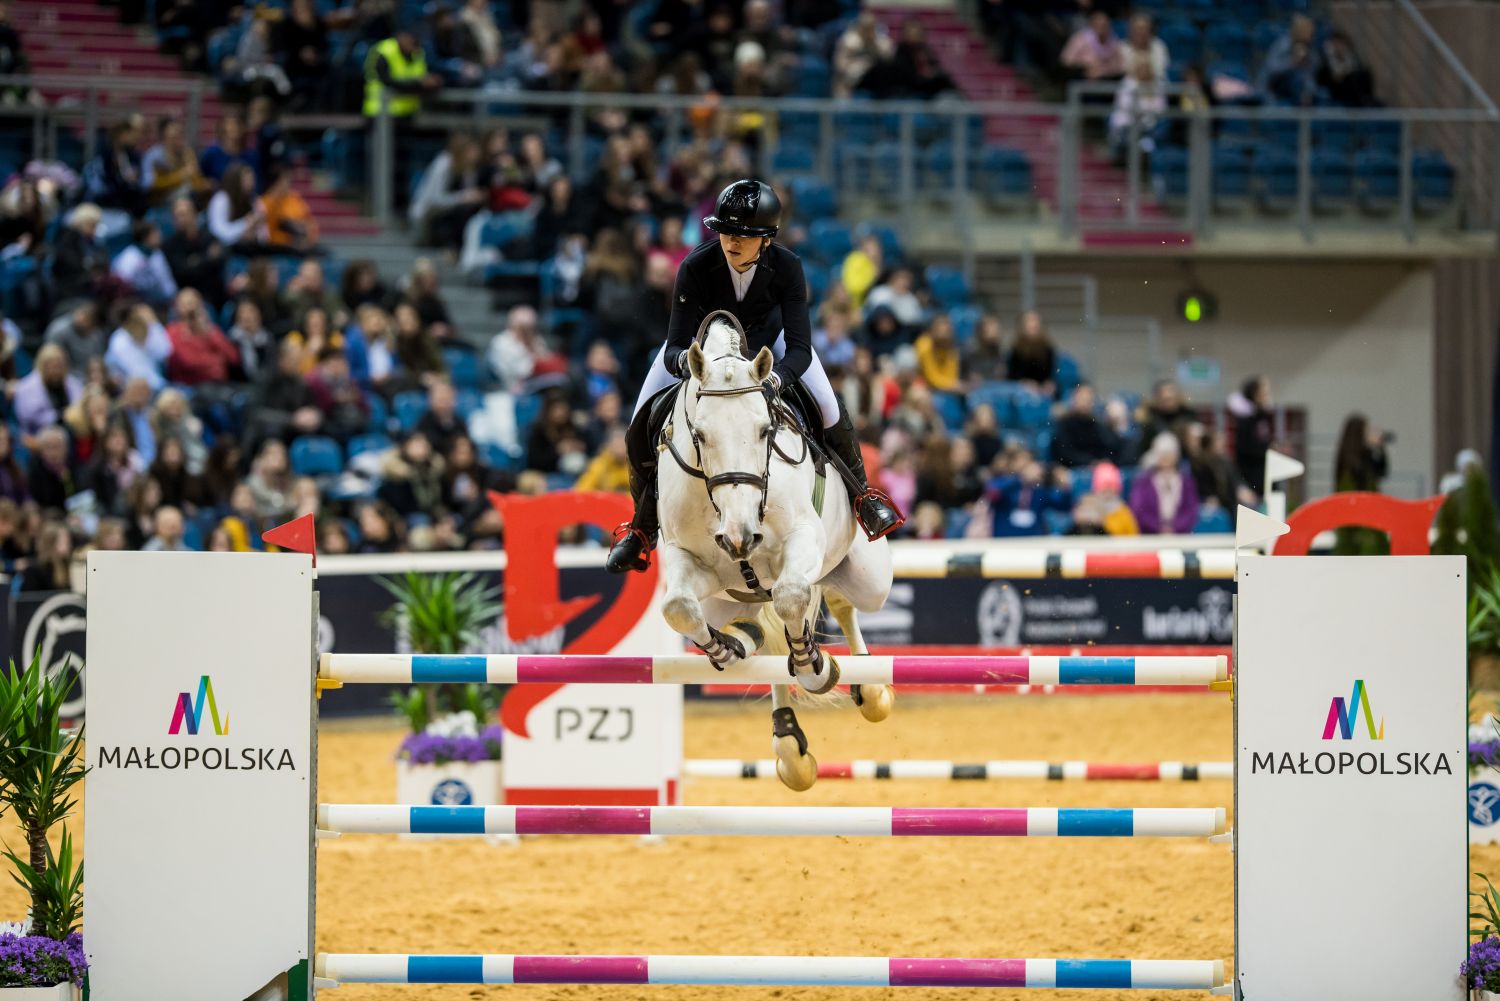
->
[316,954,1228,990]
[320,652,1230,687]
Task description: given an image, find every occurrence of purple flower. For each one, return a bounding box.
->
[0,932,87,987]
[397,725,503,766]
[1464,936,1500,990]
[1471,740,1500,770]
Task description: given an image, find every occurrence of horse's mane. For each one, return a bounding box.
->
[700,313,742,360]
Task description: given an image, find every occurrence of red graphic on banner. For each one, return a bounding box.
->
[489,491,658,738]
[1276,492,1445,557]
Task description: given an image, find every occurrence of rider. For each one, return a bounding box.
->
[606,178,905,573]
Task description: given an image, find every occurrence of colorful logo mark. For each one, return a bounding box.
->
[1322,679,1383,741]
[168,676,229,736]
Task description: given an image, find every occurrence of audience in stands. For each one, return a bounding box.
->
[1129,432,1200,534]
[1061,12,1125,83]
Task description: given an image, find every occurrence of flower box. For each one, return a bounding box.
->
[396,759,504,809]
[2,983,78,999]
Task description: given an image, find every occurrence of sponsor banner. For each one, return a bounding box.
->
[32,571,1230,720]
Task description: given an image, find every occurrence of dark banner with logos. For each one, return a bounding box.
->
[25,569,1230,719]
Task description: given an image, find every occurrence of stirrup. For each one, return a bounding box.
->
[608,522,655,572]
[854,487,906,541]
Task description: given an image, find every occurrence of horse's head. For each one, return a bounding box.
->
[683,313,776,560]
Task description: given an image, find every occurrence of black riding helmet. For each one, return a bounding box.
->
[703,179,781,238]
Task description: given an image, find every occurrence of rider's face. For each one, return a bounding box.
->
[719,233,764,272]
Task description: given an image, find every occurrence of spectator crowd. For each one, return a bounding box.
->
[0,0,1369,585]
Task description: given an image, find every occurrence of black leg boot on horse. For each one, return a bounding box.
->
[606,405,661,574]
[823,401,905,540]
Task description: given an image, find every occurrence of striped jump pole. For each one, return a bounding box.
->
[895,547,1236,580]
[685,760,1236,781]
[319,653,1229,687]
[317,804,1228,838]
[316,954,1227,990]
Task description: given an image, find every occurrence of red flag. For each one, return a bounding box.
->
[263,514,317,564]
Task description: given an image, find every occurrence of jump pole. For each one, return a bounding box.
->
[896,547,1236,580]
[319,652,1229,687]
[316,954,1227,989]
[685,759,1236,781]
[317,804,1228,837]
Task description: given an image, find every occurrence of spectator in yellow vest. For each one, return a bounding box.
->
[914,314,960,392]
[840,234,882,308]
[575,427,631,493]
[363,31,441,118]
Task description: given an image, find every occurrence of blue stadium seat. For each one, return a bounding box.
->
[1204,21,1252,64]
[788,176,837,220]
[1156,18,1202,64]
[1356,118,1401,153]
[1312,118,1355,153]
[921,145,955,194]
[806,219,853,264]
[393,391,429,433]
[949,305,982,345]
[455,388,483,420]
[854,221,904,264]
[1011,390,1053,431]
[977,145,1032,203]
[772,146,816,176]
[1151,145,1189,203]
[346,432,392,460]
[1354,149,1399,215]
[802,260,830,301]
[1252,20,1284,56]
[480,211,534,249]
[290,436,344,478]
[1195,506,1233,533]
[1253,145,1298,211]
[932,392,966,432]
[793,55,831,97]
[923,266,970,309]
[1413,150,1455,213]
[1310,151,1354,210]
[1257,111,1298,148]
[441,345,483,389]
[513,393,543,435]
[365,394,389,433]
[1054,353,1083,397]
[967,381,1018,424]
[1212,145,1252,206]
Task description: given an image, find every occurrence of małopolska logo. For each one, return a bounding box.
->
[1322,679,1384,741]
[168,676,229,736]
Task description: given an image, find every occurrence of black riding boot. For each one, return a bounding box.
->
[823,403,905,540]
[606,407,660,574]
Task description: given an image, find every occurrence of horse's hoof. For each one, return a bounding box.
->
[773,734,818,792]
[854,683,894,723]
[794,651,840,695]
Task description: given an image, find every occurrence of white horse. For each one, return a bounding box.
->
[654,312,894,791]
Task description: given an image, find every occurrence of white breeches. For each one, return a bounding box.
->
[633,332,841,429]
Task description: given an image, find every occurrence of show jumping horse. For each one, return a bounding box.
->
[653,311,894,791]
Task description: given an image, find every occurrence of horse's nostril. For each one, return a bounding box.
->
[750,534,764,549]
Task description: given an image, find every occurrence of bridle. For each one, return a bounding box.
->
[661,368,807,523]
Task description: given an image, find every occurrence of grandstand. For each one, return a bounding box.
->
[0,0,1489,563]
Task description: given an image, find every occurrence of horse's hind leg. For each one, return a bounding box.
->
[827,589,893,723]
[771,682,818,791]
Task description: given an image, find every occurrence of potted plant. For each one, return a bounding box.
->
[380,572,506,811]
[1468,876,1500,999]
[0,656,87,999]
[1433,465,1500,688]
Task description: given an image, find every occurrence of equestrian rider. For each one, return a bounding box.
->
[606,178,905,573]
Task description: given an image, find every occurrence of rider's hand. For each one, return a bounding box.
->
[761,372,782,397]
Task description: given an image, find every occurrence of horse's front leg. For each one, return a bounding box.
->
[773,528,838,695]
[770,682,817,791]
[659,544,747,668]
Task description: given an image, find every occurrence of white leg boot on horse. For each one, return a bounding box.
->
[661,545,753,668]
[827,589,893,723]
[774,530,840,696]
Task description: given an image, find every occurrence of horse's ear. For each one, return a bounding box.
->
[685,341,707,382]
[751,346,774,383]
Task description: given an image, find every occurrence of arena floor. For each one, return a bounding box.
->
[8,694,1494,1000]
